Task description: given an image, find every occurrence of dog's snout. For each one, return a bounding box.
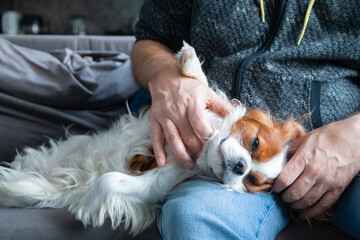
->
[248,172,256,185]
[220,138,226,145]
[232,159,246,175]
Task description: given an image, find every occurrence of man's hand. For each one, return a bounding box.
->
[132,40,231,169]
[149,72,230,169]
[273,114,360,219]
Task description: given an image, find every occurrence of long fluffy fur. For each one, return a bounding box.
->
[0,42,301,235]
[0,43,237,235]
[0,110,204,234]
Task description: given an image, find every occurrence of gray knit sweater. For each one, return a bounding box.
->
[135,0,360,131]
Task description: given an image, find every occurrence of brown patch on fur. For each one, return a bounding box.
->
[290,208,334,225]
[243,170,274,193]
[309,209,334,223]
[230,109,305,162]
[129,149,158,173]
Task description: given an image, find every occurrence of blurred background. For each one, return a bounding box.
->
[0,0,144,35]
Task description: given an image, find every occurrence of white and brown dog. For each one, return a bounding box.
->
[0,42,304,235]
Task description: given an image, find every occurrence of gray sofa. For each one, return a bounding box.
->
[0,35,354,240]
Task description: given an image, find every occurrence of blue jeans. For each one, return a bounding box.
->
[129,90,360,239]
[157,177,289,240]
[158,175,360,240]
[331,173,360,239]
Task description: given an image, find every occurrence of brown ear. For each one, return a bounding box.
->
[281,118,305,143]
[243,170,273,193]
[242,109,274,127]
[128,150,157,173]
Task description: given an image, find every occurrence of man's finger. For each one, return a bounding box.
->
[176,112,204,154]
[273,149,311,193]
[150,118,166,167]
[290,183,326,209]
[162,119,194,169]
[207,90,232,117]
[281,167,317,203]
[300,191,339,219]
[187,103,213,139]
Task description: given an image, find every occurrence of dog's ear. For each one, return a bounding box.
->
[128,149,157,173]
[243,170,273,193]
[281,118,305,143]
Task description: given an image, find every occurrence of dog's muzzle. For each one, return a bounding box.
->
[232,158,247,175]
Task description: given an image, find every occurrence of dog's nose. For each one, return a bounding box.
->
[232,159,246,175]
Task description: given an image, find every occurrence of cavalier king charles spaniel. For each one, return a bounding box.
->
[0,42,304,235]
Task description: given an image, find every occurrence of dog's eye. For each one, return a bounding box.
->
[251,137,259,153]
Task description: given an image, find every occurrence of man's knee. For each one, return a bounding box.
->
[159,191,198,234]
[157,177,289,240]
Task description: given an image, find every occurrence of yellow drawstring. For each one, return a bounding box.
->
[260,0,265,23]
[297,0,315,45]
[259,0,315,45]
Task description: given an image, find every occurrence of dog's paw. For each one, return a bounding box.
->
[177,42,196,70]
[176,41,208,85]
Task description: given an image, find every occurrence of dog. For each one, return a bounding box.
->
[0,42,305,235]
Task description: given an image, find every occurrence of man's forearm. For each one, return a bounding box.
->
[131,40,180,91]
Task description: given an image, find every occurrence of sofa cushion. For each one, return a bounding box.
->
[0,208,161,240]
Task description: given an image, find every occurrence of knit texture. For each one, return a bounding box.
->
[135,0,360,131]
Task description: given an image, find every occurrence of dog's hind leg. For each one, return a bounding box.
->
[69,171,160,235]
[69,164,197,235]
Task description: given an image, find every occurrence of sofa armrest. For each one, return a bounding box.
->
[0,34,136,54]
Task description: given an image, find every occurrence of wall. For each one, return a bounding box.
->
[0,0,144,35]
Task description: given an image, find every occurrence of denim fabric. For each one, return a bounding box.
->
[128,89,151,116]
[158,177,290,240]
[158,175,360,240]
[331,174,360,239]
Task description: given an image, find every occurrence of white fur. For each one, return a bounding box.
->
[252,145,289,179]
[219,137,252,192]
[175,41,208,85]
[0,43,288,235]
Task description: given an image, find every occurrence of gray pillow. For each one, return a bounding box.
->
[0,38,139,162]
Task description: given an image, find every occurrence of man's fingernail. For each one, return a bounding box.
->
[272,184,280,193]
[184,162,194,170]
[158,158,165,166]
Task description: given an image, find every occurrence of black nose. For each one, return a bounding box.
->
[232,159,246,175]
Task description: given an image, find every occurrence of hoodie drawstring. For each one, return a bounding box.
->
[259,0,315,45]
[260,0,265,23]
[297,0,315,45]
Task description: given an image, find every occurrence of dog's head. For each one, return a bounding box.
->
[198,104,305,193]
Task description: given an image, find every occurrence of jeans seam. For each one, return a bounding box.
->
[257,197,280,240]
[157,210,166,239]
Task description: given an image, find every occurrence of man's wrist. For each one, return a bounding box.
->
[148,65,183,93]
[349,113,360,131]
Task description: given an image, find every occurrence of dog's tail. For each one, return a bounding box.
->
[0,166,65,208]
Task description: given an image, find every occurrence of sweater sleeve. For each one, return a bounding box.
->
[134,0,193,53]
